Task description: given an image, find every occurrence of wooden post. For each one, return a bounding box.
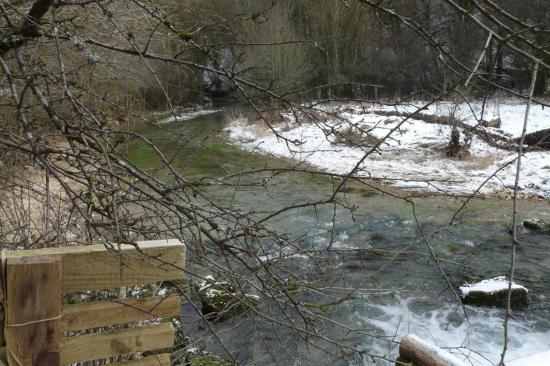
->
[5,255,62,366]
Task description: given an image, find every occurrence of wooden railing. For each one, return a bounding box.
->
[0,239,185,366]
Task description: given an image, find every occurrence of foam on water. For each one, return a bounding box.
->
[351,295,550,365]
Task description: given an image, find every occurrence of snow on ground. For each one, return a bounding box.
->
[459,276,527,298]
[224,100,550,198]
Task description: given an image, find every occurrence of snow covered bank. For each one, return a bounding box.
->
[224,100,550,198]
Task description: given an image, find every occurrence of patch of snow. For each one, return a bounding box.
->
[459,276,527,298]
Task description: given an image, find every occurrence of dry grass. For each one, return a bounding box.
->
[332,126,379,147]
[461,154,499,170]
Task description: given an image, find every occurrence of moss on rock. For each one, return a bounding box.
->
[197,277,259,321]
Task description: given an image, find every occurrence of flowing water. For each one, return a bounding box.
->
[128,109,550,365]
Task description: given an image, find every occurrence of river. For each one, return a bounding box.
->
[127,108,550,365]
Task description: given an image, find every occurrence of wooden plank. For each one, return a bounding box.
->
[60,323,175,364]
[5,255,62,366]
[118,354,171,366]
[0,250,6,348]
[0,346,6,365]
[61,295,181,331]
[0,308,4,348]
[5,239,185,293]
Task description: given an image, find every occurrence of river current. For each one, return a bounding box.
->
[129,109,550,365]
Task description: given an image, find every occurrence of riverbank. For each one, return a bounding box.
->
[223,99,550,199]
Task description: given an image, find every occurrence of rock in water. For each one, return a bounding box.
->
[459,276,528,309]
[196,276,259,321]
[523,218,550,232]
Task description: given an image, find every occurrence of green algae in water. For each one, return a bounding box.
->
[126,145,160,169]
[187,354,232,366]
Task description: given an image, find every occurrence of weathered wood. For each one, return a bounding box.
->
[118,354,171,366]
[399,334,466,366]
[0,346,6,365]
[5,255,62,366]
[5,239,185,293]
[61,295,181,331]
[0,307,5,348]
[60,323,175,364]
[0,251,5,349]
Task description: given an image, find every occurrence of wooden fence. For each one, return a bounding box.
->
[0,239,185,366]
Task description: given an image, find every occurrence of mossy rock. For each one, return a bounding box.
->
[187,354,232,366]
[198,280,259,321]
[462,288,528,309]
[523,218,550,232]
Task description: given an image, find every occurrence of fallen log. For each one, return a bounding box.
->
[370,110,514,151]
[398,334,466,366]
[515,127,550,150]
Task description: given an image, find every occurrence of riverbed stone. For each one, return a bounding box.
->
[523,218,550,232]
[459,277,528,309]
[461,289,528,309]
